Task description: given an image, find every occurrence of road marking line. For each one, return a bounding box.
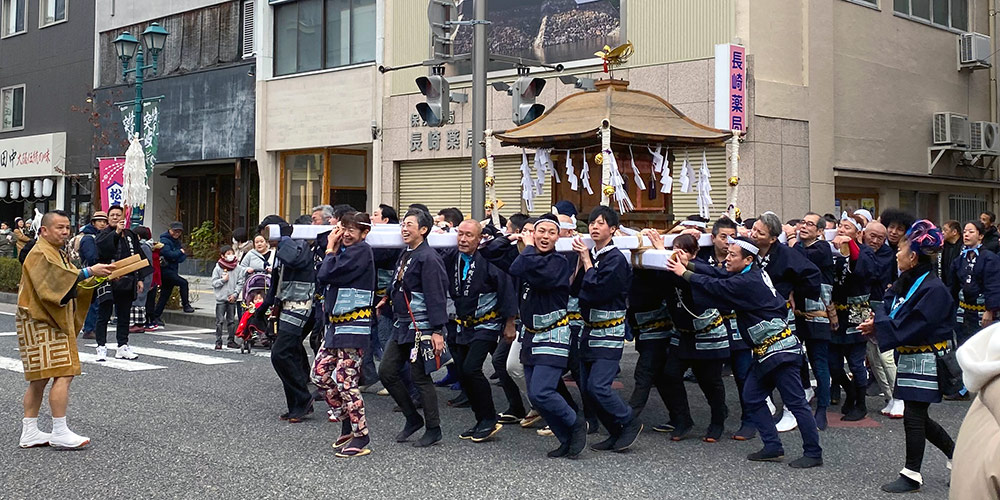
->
[0,331,16,336]
[0,356,24,372]
[153,329,214,335]
[77,352,167,371]
[157,339,271,358]
[0,311,14,316]
[84,343,241,365]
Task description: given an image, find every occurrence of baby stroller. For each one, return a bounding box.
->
[235,273,277,353]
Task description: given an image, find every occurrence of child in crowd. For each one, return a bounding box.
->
[211,245,241,349]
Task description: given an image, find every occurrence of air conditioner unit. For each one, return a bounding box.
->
[970,121,1000,154]
[959,33,991,69]
[933,112,970,146]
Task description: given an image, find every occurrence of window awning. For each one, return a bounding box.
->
[161,164,235,178]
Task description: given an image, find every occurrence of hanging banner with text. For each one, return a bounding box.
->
[118,100,160,224]
[714,44,747,133]
[98,157,132,221]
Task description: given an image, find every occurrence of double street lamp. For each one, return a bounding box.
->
[112,22,169,137]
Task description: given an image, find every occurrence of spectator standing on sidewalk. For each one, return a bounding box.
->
[151,221,195,325]
[144,231,163,330]
[211,245,241,349]
[13,217,32,254]
[0,221,15,258]
[129,227,155,334]
[77,211,107,340]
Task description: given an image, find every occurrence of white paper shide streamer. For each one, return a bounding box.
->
[122,134,148,208]
[658,146,672,194]
[696,148,713,219]
[519,149,535,212]
[564,150,578,191]
[679,149,693,193]
[606,150,634,213]
[627,145,646,192]
[580,149,593,195]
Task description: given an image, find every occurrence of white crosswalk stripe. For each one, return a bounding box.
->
[77,352,166,371]
[85,343,241,365]
[157,339,272,358]
[0,332,17,336]
[0,356,24,372]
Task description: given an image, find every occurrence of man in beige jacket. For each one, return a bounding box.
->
[952,323,1000,499]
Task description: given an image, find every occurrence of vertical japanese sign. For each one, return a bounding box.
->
[118,100,160,224]
[714,44,747,132]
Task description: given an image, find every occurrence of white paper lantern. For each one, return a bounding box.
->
[0,181,7,198]
[10,181,19,200]
[42,178,53,197]
[20,180,29,199]
[33,179,42,198]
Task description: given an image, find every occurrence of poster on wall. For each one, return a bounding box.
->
[447,0,622,75]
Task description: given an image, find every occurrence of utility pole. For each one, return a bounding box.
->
[470,0,487,220]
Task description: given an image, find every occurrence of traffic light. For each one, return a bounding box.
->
[416,72,450,127]
[511,74,546,126]
[427,0,457,60]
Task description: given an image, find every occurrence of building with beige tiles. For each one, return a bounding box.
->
[255,0,997,225]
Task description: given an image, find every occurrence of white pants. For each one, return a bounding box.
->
[506,335,528,396]
[866,340,897,398]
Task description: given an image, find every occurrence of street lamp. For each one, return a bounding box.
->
[113,22,169,137]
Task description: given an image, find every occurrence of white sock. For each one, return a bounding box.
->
[22,417,38,430]
[52,416,68,434]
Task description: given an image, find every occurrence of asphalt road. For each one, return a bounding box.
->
[0,303,964,499]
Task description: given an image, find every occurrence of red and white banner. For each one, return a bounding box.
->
[98,157,133,221]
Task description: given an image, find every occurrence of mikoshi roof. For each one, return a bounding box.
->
[495,79,734,149]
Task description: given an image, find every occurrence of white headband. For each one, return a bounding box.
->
[853,209,873,223]
[535,217,560,231]
[726,235,759,256]
[841,211,862,231]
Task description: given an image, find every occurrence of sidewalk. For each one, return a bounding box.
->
[0,274,220,330]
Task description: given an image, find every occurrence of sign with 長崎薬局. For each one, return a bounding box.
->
[714,44,746,133]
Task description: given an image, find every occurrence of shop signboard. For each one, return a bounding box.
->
[0,132,66,179]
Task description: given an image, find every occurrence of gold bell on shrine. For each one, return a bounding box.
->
[478,158,488,169]
[484,176,495,187]
[728,176,740,187]
[602,184,615,197]
[595,153,604,165]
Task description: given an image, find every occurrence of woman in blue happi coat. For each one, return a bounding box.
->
[860,220,956,494]
[950,220,1000,349]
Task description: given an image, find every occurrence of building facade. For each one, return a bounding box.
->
[0,0,95,228]
[258,0,995,224]
[254,0,381,220]
[93,0,257,237]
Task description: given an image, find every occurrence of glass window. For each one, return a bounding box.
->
[951,0,968,31]
[40,0,65,26]
[350,0,375,64]
[326,0,350,68]
[283,153,324,219]
[2,85,25,131]
[329,153,365,187]
[274,0,376,76]
[2,0,25,37]
[911,0,931,20]
[894,0,909,12]
[932,0,949,24]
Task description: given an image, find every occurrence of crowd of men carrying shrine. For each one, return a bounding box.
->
[27,198,999,494]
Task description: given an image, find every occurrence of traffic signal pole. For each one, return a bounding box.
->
[470,0,487,221]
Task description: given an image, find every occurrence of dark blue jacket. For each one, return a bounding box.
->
[318,241,375,349]
[159,231,186,273]
[78,224,100,266]
[572,245,632,361]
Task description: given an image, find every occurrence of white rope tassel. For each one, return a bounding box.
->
[697,148,713,219]
[520,149,535,212]
[628,145,646,192]
[485,129,500,227]
[565,150,578,191]
[728,133,740,211]
[660,146,672,194]
[679,149,693,193]
[580,149,594,195]
[122,133,148,207]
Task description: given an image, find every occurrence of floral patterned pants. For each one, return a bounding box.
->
[311,346,368,437]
